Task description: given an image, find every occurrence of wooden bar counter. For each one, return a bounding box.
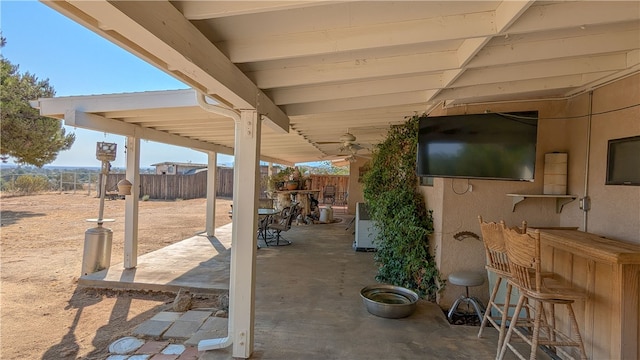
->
[534,229,640,360]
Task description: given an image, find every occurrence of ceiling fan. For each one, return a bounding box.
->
[317,131,371,162]
[317,131,359,147]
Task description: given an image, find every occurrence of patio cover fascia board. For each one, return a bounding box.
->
[32,89,199,115]
[30,90,294,166]
[43,0,290,134]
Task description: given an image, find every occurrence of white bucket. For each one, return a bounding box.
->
[326,205,334,222]
[319,208,329,223]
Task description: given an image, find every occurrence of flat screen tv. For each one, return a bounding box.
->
[605,135,640,186]
[417,111,538,181]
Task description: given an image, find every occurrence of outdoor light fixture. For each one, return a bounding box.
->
[82,141,119,276]
[94,141,118,220]
[117,179,133,196]
[96,142,117,161]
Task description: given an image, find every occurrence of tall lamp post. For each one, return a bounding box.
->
[81,142,117,276]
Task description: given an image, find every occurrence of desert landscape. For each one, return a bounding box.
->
[0,193,233,359]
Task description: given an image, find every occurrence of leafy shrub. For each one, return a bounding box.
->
[0,177,16,192]
[14,175,51,194]
[362,114,444,300]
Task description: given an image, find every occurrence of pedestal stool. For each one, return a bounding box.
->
[447,270,486,323]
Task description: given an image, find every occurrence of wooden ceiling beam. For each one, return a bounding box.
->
[269,73,442,105]
[223,10,496,63]
[251,51,457,89]
[471,29,639,68]
[284,91,438,116]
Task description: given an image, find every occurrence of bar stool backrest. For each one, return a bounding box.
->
[478,216,527,276]
[503,228,542,293]
[478,217,509,275]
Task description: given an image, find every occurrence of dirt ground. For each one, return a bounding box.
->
[0,193,233,359]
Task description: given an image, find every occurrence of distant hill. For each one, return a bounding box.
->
[0,164,155,173]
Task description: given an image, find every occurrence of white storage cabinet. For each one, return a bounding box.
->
[354,202,379,251]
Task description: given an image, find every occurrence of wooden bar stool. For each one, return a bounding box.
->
[477,216,528,357]
[499,228,587,360]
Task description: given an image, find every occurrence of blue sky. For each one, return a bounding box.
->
[1,1,234,168]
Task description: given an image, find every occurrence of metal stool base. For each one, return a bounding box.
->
[447,292,485,323]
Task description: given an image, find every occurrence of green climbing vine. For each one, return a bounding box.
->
[362,114,444,301]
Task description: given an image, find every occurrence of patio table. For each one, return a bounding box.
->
[258,208,280,240]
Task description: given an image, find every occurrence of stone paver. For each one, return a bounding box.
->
[185,317,228,347]
[176,346,199,360]
[178,310,213,323]
[106,355,128,360]
[150,312,184,322]
[163,320,203,340]
[108,312,222,359]
[199,317,228,331]
[148,354,178,360]
[132,320,174,339]
[162,344,186,355]
[129,355,152,360]
[136,340,170,354]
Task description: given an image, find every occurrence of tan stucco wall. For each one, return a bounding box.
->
[573,74,640,241]
[424,73,640,308]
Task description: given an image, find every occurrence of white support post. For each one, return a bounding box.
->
[206,151,218,236]
[229,110,261,358]
[124,136,140,269]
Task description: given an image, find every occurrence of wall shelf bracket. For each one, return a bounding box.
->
[507,194,577,213]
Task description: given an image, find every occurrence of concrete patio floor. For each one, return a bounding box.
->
[83,213,546,359]
[80,224,233,296]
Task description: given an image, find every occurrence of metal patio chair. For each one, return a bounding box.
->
[266,204,299,246]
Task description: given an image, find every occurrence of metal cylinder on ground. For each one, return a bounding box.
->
[82,224,113,276]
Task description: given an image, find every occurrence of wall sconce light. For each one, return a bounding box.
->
[117,179,133,196]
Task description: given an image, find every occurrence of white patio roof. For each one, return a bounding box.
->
[36,0,640,164]
[32,89,311,166]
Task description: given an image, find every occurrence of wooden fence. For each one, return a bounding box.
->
[105,168,234,200]
[104,169,348,201]
[308,174,349,193]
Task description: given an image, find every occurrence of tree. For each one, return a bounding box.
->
[309,161,349,175]
[1,35,75,167]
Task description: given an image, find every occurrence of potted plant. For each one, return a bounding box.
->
[268,167,295,191]
[286,167,303,190]
[286,179,299,190]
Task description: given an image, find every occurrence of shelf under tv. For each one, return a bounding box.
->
[506,194,577,214]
